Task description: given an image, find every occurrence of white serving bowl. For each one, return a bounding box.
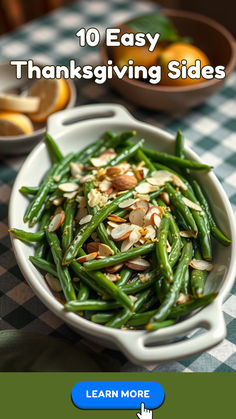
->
[9,104,236,366]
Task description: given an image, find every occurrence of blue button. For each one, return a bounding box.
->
[71,381,165,410]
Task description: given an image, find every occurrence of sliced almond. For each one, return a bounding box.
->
[135,182,155,194]
[106,166,123,177]
[182,197,202,211]
[90,152,116,168]
[63,191,78,199]
[45,273,62,292]
[121,228,141,252]
[110,224,133,241]
[171,173,187,190]
[190,259,213,271]
[112,175,138,191]
[48,211,65,232]
[70,162,84,178]
[77,252,98,263]
[144,206,161,226]
[59,182,78,192]
[126,257,150,271]
[144,225,156,241]
[79,174,95,184]
[108,215,127,223]
[87,242,100,253]
[104,273,120,282]
[52,198,63,206]
[180,230,198,238]
[134,193,150,202]
[129,295,138,303]
[118,198,137,209]
[99,179,112,192]
[134,200,149,213]
[98,243,114,257]
[79,214,93,225]
[88,189,102,207]
[107,221,119,228]
[129,207,146,227]
[151,212,161,229]
[106,263,123,273]
[166,240,172,253]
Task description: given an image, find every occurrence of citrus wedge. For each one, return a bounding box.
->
[0,93,40,113]
[27,78,70,123]
[0,111,33,136]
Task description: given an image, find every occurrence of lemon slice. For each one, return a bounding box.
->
[28,78,70,123]
[0,93,40,113]
[0,111,33,136]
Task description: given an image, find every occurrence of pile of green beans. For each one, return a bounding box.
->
[9,128,231,330]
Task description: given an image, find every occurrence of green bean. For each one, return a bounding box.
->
[143,147,212,171]
[70,260,105,296]
[77,283,90,301]
[52,152,75,181]
[65,300,121,312]
[127,292,217,326]
[165,183,198,233]
[105,139,144,168]
[156,215,173,283]
[91,312,114,324]
[35,212,51,257]
[45,230,76,301]
[45,132,64,162]
[175,129,185,160]
[29,256,58,278]
[20,186,39,196]
[105,288,153,328]
[190,178,231,246]
[181,266,190,294]
[9,228,44,243]
[121,270,159,294]
[190,248,208,297]
[116,267,133,287]
[24,163,58,223]
[136,149,156,171]
[62,178,147,265]
[62,199,76,252]
[149,241,193,324]
[149,186,165,201]
[84,243,154,271]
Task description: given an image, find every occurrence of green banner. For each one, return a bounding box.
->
[0,372,234,418]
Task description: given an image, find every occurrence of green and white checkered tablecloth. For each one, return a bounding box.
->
[0,0,235,372]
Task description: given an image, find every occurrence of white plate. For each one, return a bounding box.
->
[9,104,236,366]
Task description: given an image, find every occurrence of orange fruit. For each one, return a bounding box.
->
[0,111,33,136]
[159,42,210,86]
[113,43,164,68]
[28,78,70,123]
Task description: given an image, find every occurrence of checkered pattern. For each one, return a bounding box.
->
[0,0,235,372]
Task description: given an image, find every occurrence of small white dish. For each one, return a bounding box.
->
[9,104,236,365]
[0,61,76,155]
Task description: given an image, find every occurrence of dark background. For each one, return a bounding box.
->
[0,0,236,37]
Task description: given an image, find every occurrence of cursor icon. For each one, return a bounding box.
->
[136,403,153,419]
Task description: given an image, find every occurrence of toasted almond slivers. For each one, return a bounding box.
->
[190,259,213,271]
[108,215,127,223]
[45,273,62,292]
[104,273,120,282]
[87,242,100,253]
[166,240,172,253]
[106,166,122,177]
[52,198,63,206]
[182,197,202,211]
[129,208,146,227]
[80,174,95,184]
[151,212,161,229]
[99,179,112,192]
[134,199,149,213]
[107,221,119,228]
[99,243,114,257]
[144,206,161,226]
[76,252,98,263]
[126,257,150,271]
[90,152,116,168]
[180,230,198,238]
[160,191,170,205]
[135,182,155,194]
[63,191,78,199]
[58,182,78,192]
[111,224,133,241]
[48,211,65,232]
[106,263,124,273]
[79,214,93,225]
[177,293,190,305]
[70,162,83,178]
[121,229,141,252]
[118,198,137,209]
[145,225,156,241]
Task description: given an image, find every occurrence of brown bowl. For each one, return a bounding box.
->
[100,9,236,113]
